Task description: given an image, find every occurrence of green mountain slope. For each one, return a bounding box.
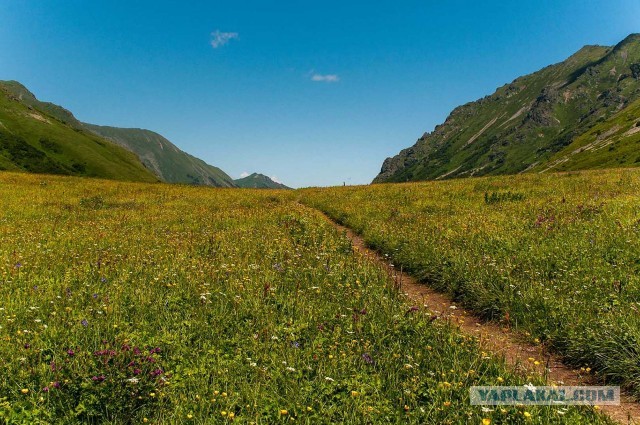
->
[234,172,290,189]
[84,125,236,187]
[374,34,640,183]
[533,96,640,172]
[1,80,236,187]
[0,82,158,182]
[0,80,85,129]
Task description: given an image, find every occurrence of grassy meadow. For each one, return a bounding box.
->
[0,171,609,424]
[300,168,640,398]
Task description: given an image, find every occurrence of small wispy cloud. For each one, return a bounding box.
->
[271,175,282,184]
[311,73,340,83]
[210,30,239,48]
[240,171,250,178]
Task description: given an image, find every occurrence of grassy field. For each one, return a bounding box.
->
[0,171,607,424]
[300,168,640,399]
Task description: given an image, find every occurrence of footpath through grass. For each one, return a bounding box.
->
[0,172,607,424]
[300,168,640,399]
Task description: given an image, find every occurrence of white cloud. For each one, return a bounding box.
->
[240,171,250,178]
[311,74,340,83]
[210,30,239,48]
[270,175,282,184]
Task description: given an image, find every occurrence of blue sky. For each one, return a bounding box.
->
[1,1,638,187]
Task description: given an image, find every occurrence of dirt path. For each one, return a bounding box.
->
[316,210,640,424]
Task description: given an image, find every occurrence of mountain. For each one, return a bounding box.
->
[0,81,158,182]
[234,173,290,189]
[374,34,640,183]
[84,125,235,187]
[0,81,236,187]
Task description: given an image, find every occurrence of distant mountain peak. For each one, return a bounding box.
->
[619,33,640,44]
[234,172,290,189]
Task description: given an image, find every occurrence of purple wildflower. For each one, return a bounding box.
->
[362,353,375,365]
[81,319,89,327]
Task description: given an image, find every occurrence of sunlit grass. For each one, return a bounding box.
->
[0,171,607,423]
[300,168,640,398]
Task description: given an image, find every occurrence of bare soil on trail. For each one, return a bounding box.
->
[317,211,640,424]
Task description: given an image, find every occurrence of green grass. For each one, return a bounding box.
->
[300,168,640,398]
[0,171,607,424]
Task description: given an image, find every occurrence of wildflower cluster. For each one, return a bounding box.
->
[0,171,611,424]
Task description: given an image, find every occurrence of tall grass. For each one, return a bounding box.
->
[300,169,640,397]
[0,172,605,423]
